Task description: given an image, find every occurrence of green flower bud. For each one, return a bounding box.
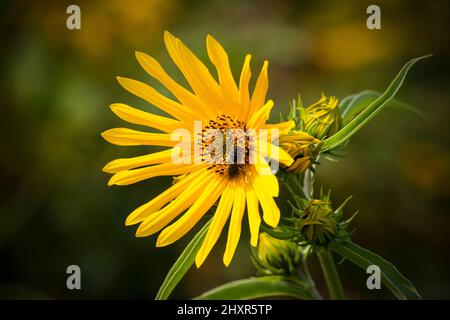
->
[298,199,338,246]
[293,190,356,247]
[300,93,341,139]
[252,233,302,276]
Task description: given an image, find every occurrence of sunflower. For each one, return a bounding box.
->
[102,32,294,267]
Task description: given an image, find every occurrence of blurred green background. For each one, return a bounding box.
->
[0,0,449,299]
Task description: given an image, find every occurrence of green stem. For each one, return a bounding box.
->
[302,249,315,286]
[300,260,323,300]
[302,170,312,200]
[302,164,317,201]
[284,181,301,207]
[317,250,346,300]
[309,284,324,300]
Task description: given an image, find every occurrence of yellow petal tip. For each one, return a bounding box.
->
[116,77,126,88]
[107,175,118,186]
[284,156,294,167]
[102,163,113,173]
[194,255,203,268]
[267,221,277,228]
[164,30,175,41]
[135,51,149,63]
[206,34,218,45]
[125,215,138,226]
[195,249,209,268]
[109,103,120,111]
[135,231,146,238]
[100,129,117,145]
[223,255,232,267]
[156,233,170,247]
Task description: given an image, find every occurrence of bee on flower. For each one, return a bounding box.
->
[102,32,296,267]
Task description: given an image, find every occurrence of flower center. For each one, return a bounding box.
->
[200,114,250,179]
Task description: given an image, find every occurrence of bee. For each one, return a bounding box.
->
[227,164,244,179]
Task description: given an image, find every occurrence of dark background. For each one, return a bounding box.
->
[0,0,449,299]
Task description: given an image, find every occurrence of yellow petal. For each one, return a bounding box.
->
[246,185,261,247]
[136,169,212,237]
[116,76,198,122]
[249,60,268,115]
[135,51,206,120]
[223,186,246,266]
[101,128,178,147]
[273,145,294,166]
[247,99,274,129]
[195,184,234,267]
[252,179,280,227]
[239,54,252,121]
[108,163,200,186]
[103,148,176,173]
[263,120,295,136]
[125,169,206,225]
[156,176,227,247]
[206,35,239,116]
[164,31,221,117]
[257,142,294,167]
[110,103,181,133]
[253,156,279,197]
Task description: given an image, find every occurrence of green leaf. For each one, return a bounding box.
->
[340,90,428,125]
[387,97,429,123]
[194,276,318,300]
[155,219,211,300]
[340,90,379,124]
[322,55,431,152]
[338,93,356,118]
[330,241,421,300]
